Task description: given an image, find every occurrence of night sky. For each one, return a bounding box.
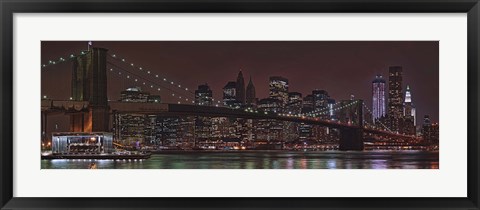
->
[41,41,439,126]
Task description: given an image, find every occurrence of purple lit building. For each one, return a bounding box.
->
[372,74,386,122]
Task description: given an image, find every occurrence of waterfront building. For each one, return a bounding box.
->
[298,122,312,141]
[144,95,162,145]
[285,92,303,141]
[155,116,180,146]
[257,98,284,141]
[51,132,113,154]
[114,87,150,146]
[145,115,158,145]
[422,115,439,144]
[269,76,289,107]
[311,125,339,144]
[210,117,229,140]
[388,66,404,132]
[114,87,168,147]
[372,74,386,122]
[176,117,195,147]
[194,84,214,142]
[194,116,212,141]
[195,84,213,106]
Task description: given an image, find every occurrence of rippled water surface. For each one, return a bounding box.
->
[41,150,439,169]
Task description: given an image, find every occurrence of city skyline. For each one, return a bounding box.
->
[41,41,439,169]
[41,41,439,127]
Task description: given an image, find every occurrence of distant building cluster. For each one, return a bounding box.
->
[112,67,438,150]
[371,66,438,145]
[113,87,164,146]
[112,70,359,150]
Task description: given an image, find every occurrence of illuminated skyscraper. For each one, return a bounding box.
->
[235,70,246,104]
[312,89,330,113]
[115,87,161,146]
[257,98,284,141]
[195,84,213,106]
[404,85,416,123]
[269,76,289,107]
[246,76,257,106]
[223,81,241,108]
[388,66,403,132]
[120,87,149,102]
[194,84,213,141]
[422,115,439,144]
[401,85,416,135]
[327,98,336,119]
[372,75,386,121]
[302,94,314,113]
[287,92,303,114]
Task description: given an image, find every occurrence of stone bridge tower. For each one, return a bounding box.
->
[70,47,109,132]
[339,99,364,151]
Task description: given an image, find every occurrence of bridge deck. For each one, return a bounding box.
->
[42,100,416,139]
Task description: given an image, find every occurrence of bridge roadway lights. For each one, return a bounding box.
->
[339,127,364,151]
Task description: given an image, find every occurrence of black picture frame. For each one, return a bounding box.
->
[1,0,479,209]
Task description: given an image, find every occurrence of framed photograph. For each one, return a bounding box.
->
[1,0,479,209]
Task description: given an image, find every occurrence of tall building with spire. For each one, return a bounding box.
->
[235,70,246,104]
[246,76,256,106]
[388,66,403,132]
[404,85,416,123]
[401,85,416,135]
[372,74,386,121]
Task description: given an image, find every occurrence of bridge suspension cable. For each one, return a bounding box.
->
[362,103,392,132]
[41,51,86,69]
[107,52,224,106]
[107,53,195,95]
[304,101,343,117]
[310,100,360,118]
[107,62,195,104]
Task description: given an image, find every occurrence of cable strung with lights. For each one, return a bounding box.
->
[107,53,195,95]
[107,53,224,107]
[362,103,393,132]
[106,65,194,104]
[307,100,359,117]
[304,101,344,117]
[41,52,87,69]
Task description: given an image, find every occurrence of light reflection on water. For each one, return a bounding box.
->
[41,151,439,169]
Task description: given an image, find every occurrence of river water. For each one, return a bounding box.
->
[41,150,439,169]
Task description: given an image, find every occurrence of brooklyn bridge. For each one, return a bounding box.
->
[41,47,420,151]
